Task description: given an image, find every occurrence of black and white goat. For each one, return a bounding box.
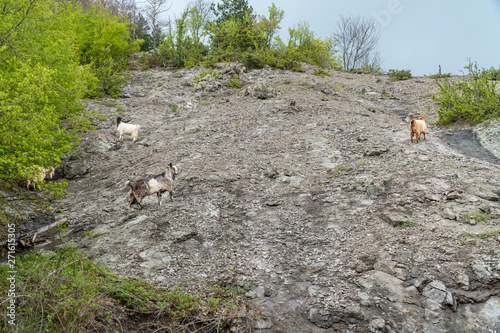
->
[126,163,178,210]
[116,117,140,142]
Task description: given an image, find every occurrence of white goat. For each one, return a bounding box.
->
[126,163,178,210]
[116,117,140,142]
[27,166,55,190]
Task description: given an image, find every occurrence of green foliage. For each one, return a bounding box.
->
[482,66,500,81]
[361,63,382,75]
[313,68,329,77]
[428,72,452,79]
[433,62,500,124]
[394,220,418,228]
[258,3,285,50]
[171,104,178,112]
[462,211,491,223]
[230,74,243,88]
[0,247,254,332]
[278,21,341,69]
[462,229,500,239]
[194,70,220,83]
[74,4,141,96]
[211,0,254,24]
[388,69,412,80]
[0,0,95,219]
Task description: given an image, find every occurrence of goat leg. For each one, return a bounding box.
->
[157,192,162,206]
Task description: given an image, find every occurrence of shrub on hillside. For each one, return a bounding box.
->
[388,69,412,80]
[482,66,500,81]
[433,69,500,124]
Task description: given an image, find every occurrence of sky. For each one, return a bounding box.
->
[162,0,500,76]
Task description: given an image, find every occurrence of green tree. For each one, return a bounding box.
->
[134,12,153,51]
[0,0,96,224]
[210,0,254,24]
[74,3,142,96]
[258,3,284,50]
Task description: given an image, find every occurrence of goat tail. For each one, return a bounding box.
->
[125,180,133,189]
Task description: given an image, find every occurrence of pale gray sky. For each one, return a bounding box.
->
[163,0,500,76]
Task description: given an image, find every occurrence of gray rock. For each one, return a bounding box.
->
[467,185,499,201]
[473,118,500,159]
[364,145,389,156]
[244,83,276,99]
[254,318,273,329]
[422,280,447,305]
[308,308,332,329]
[368,317,385,332]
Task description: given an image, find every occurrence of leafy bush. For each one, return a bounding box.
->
[313,68,329,77]
[194,70,220,83]
[388,69,412,80]
[230,74,243,88]
[433,70,500,124]
[482,66,500,81]
[74,4,141,97]
[428,72,452,79]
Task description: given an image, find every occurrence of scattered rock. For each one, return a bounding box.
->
[308,308,332,329]
[364,145,389,156]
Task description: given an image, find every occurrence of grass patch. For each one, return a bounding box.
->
[388,69,412,81]
[171,104,178,112]
[194,70,220,84]
[462,229,500,239]
[96,114,106,121]
[462,211,491,223]
[0,246,254,332]
[394,220,418,228]
[329,166,350,177]
[313,68,329,77]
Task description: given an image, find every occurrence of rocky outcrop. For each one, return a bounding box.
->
[41,66,500,332]
[473,118,500,159]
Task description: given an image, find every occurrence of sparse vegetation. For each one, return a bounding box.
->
[313,68,329,77]
[388,69,412,81]
[462,229,500,239]
[0,247,254,332]
[171,104,179,112]
[230,74,243,88]
[194,70,220,83]
[394,220,418,228]
[462,211,491,223]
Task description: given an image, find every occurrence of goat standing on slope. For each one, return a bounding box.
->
[126,163,178,210]
[27,166,55,190]
[410,115,428,143]
[116,117,140,142]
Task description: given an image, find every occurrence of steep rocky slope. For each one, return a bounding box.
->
[47,64,500,332]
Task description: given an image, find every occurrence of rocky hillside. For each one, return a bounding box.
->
[43,64,500,332]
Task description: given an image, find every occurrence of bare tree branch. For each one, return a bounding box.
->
[332,15,381,71]
[142,0,172,48]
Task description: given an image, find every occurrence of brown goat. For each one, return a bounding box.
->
[126,163,178,210]
[410,115,428,143]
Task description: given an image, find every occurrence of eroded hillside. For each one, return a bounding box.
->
[45,64,500,332]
